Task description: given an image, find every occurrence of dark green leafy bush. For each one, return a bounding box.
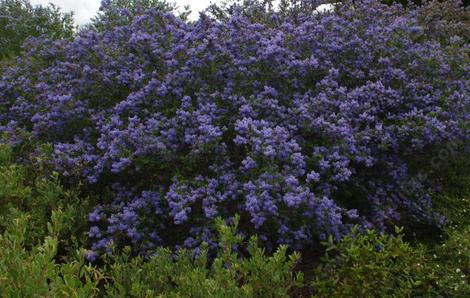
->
[0,209,102,297]
[311,227,432,297]
[0,144,93,256]
[310,222,470,297]
[426,226,470,296]
[310,156,470,297]
[104,215,303,297]
[428,159,470,296]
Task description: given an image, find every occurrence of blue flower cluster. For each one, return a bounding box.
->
[0,1,468,259]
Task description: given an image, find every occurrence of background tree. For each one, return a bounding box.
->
[0,0,74,60]
[87,0,190,32]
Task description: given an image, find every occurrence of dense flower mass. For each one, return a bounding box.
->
[0,0,468,258]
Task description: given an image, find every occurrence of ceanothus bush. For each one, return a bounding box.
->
[0,0,468,259]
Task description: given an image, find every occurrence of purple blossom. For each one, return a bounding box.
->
[0,0,467,258]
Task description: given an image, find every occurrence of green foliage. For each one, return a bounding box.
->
[425,225,470,296]
[433,155,470,227]
[427,156,470,296]
[311,227,431,298]
[87,0,190,32]
[105,215,303,297]
[0,0,74,59]
[0,144,94,257]
[310,155,470,297]
[0,209,102,297]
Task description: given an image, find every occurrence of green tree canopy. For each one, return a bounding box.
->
[87,0,190,32]
[0,0,74,60]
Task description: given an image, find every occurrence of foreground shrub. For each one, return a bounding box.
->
[311,227,432,297]
[311,160,470,297]
[433,154,470,227]
[0,0,468,257]
[428,161,470,296]
[0,210,101,297]
[421,225,470,297]
[310,224,470,297]
[104,216,303,297]
[0,143,95,260]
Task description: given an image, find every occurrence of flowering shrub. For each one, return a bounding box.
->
[0,0,468,258]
